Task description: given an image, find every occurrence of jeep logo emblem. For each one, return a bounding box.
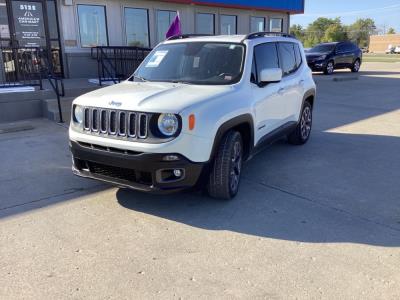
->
[109,101,122,107]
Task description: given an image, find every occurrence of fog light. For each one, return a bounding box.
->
[163,155,179,161]
[173,169,182,177]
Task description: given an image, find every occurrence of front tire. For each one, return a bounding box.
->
[324,61,334,75]
[288,101,313,145]
[351,59,361,72]
[207,131,243,200]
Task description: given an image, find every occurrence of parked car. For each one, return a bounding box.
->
[69,33,316,200]
[306,41,362,75]
[385,44,395,54]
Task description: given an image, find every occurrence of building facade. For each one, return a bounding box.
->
[0,0,304,79]
[369,34,400,53]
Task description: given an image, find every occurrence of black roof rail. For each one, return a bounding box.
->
[166,34,214,41]
[242,32,296,42]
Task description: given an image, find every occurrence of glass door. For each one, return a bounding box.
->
[3,0,63,81]
[11,0,46,47]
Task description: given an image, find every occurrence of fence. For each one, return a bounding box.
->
[91,46,152,86]
[0,46,46,89]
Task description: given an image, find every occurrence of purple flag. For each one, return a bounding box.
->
[165,14,182,39]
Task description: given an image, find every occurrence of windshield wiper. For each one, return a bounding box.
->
[170,80,191,84]
[133,75,148,82]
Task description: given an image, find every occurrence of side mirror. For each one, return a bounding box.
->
[259,68,282,85]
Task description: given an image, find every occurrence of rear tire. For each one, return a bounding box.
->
[324,61,334,75]
[207,131,243,200]
[288,101,313,145]
[351,59,361,72]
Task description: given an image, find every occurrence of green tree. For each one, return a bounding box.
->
[323,23,348,42]
[290,24,305,42]
[347,18,376,47]
[303,17,343,47]
[387,27,396,34]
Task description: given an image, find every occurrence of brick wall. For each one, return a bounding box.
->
[369,34,400,53]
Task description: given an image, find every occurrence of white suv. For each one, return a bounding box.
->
[69,33,316,199]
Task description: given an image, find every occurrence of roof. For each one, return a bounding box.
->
[157,0,305,14]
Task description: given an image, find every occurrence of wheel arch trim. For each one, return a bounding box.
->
[209,114,254,162]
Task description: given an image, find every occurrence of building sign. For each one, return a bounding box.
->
[12,1,46,47]
[161,0,304,13]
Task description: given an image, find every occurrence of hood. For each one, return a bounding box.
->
[74,81,234,113]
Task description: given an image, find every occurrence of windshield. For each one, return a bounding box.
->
[132,42,245,85]
[309,44,336,53]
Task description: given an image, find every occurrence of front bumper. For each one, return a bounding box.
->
[307,60,327,71]
[70,140,207,193]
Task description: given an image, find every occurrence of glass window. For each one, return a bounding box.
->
[134,42,245,85]
[0,0,10,39]
[270,18,283,32]
[337,43,346,53]
[278,42,297,75]
[157,10,177,43]
[47,0,59,40]
[250,17,265,33]
[294,44,302,68]
[254,43,279,81]
[196,13,214,35]
[220,15,237,35]
[77,5,108,47]
[309,44,336,53]
[125,8,149,47]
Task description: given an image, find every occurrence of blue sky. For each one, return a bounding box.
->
[291,0,400,33]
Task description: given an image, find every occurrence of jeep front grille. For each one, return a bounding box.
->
[83,107,149,139]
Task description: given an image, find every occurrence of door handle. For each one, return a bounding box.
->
[278,87,285,94]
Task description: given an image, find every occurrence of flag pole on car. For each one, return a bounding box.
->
[165,12,182,39]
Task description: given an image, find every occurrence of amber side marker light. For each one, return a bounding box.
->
[189,114,196,130]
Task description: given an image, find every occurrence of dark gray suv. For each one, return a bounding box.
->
[306,42,362,75]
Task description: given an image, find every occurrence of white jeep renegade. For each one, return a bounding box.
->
[69,33,316,199]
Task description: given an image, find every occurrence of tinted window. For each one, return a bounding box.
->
[347,43,357,51]
[309,44,336,53]
[294,44,302,68]
[0,0,10,39]
[78,5,108,47]
[125,8,149,47]
[47,0,59,40]
[220,15,237,35]
[278,43,297,75]
[337,43,347,53]
[253,43,279,81]
[196,13,214,35]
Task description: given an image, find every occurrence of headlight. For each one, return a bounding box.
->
[316,55,327,60]
[157,113,179,136]
[73,105,84,124]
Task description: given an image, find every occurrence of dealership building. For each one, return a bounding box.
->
[0,0,304,80]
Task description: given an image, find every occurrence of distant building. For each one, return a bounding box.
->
[369,34,400,53]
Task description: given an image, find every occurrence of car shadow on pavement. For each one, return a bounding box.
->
[117,130,400,247]
[116,69,400,247]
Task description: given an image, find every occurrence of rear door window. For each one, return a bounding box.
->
[337,43,347,53]
[278,42,297,76]
[294,44,302,69]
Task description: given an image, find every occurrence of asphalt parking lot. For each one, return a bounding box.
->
[1,62,400,299]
